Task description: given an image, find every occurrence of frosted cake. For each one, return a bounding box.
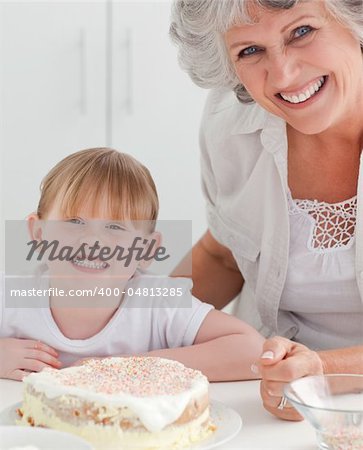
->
[17,357,215,449]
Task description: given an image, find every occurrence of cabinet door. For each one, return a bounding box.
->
[111,1,208,242]
[0,1,107,221]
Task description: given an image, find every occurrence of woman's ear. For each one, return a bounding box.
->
[138,231,162,270]
[27,213,43,242]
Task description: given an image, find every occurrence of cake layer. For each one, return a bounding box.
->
[18,391,213,450]
[21,386,209,429]
[18,357,215,449]
[21,357,209,432]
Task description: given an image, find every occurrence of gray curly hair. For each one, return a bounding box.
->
[170,0,363,103]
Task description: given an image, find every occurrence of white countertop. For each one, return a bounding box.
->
[0,379,317,449]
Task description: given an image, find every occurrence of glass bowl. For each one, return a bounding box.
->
[284,374,363,450]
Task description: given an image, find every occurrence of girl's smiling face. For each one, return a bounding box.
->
[28,190,157,298]
[224,1,363,135]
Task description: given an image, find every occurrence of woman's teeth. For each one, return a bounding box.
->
[280,76,326,104]
[72,258,108,269]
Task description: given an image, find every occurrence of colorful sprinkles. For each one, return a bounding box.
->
[322,428,363,450]
[43,357,205,397]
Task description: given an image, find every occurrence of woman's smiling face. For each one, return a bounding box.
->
[224,0,363,135]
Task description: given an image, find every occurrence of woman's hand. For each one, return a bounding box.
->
[0,338,61,381]
[258,337,324,421]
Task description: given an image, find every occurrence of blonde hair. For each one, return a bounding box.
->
[37,148,159,229]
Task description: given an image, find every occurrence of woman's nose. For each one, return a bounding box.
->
[265,51,301,91]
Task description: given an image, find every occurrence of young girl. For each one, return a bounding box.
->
[0,148,265,381]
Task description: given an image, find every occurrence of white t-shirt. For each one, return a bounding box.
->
[0,272,214,366]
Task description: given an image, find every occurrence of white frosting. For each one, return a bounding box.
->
[23,358,208,433]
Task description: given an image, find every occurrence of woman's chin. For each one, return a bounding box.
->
[285,118,334,136]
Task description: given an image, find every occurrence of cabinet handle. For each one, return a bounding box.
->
[79,28,87,115]
[125,28,132,115]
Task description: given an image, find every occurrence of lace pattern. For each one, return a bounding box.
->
[288,195,357,251]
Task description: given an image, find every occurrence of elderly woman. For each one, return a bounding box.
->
[170,0,363,420]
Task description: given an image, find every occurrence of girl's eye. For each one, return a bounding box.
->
[106,223,126,231]
[238,46,262,59]
[292,25,313,39]
[66,217,84,225]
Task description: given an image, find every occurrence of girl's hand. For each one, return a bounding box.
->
[258,337,324,421]
[0,338,61,381]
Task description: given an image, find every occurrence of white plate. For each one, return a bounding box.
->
[0,400,241,450]
[0,425,93,449]
[193,400,242,449]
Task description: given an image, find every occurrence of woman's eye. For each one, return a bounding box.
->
[292,25,313,39]
[238,46,261,59]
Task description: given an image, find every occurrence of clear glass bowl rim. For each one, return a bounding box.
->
[284,374,363,414]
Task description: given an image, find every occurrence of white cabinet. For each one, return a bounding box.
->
[111,2,207,239]
[1,1,107,219]
[1,1,207,247]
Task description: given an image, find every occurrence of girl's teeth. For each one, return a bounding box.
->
[73,259,108,270]
[280,77,325,104]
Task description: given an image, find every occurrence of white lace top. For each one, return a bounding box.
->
[279,193,363,350]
